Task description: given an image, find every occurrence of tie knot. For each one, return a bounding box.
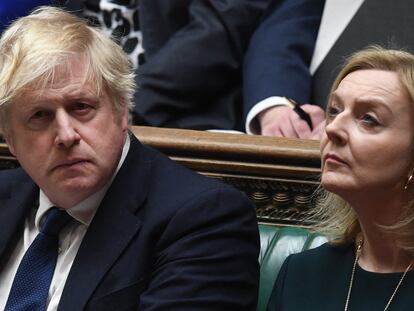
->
[40,207,72,236]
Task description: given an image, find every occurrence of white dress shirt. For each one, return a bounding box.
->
[0,134,130,310]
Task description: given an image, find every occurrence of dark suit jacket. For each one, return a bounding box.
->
[132,0,271,131]
[0,134,260,310]
[0,0,52,32]
[312,0,414,107]
[65,0,271,131]
[243,0,324,117]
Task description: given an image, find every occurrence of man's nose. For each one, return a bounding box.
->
[54,111,80,148]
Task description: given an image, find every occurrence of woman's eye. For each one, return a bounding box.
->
[326,106,340,121]
[361,113,380,126]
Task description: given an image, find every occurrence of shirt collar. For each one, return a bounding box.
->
[36,134,131,228]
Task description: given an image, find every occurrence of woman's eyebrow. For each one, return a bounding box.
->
[328,92,344,106]
[354,97,393,114]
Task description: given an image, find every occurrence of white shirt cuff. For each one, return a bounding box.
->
[245,96,290,134]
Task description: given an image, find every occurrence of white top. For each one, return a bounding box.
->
[0,134,131,310]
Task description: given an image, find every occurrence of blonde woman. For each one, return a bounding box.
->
[268,47,414,310]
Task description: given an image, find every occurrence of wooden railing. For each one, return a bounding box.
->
[0,126,321,226]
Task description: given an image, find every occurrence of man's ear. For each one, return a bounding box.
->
[5,134,16,156]
[121,107,129,132]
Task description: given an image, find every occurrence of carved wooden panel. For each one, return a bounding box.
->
[0,126,322,225]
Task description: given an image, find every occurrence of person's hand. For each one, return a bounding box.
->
[308,118,325,140]
[259,104,325,140]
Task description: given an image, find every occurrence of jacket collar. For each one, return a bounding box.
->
[0,170,38,267]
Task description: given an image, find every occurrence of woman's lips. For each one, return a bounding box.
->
[324,153,348,166]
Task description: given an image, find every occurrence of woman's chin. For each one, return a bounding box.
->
[321,178,351,196]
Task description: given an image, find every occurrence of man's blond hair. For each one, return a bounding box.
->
[0,6,135,136]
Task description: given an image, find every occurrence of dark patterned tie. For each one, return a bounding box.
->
[5,207,72,311]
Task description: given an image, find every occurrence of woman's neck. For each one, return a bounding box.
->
[357,227,411,273]
[350,193,412,273]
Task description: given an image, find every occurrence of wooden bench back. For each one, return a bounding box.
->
[0,126,321,226]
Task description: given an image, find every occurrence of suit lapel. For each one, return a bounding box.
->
[58,134,151,310]
[0,170,38,267]
[310,0,364,75]
[312,0,414,107]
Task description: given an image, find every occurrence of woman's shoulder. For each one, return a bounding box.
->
[286,242,353,272]
[276,242,355,293]
[268,242,354,310]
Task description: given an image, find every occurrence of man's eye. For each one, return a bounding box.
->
[71,102,94,116]
[74,102,90,111]
[27,110,53,130]
[32,110,51,119]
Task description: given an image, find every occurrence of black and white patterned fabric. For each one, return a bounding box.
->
[83,0,145,68]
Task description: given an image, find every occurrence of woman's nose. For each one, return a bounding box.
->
[324,113,348,145]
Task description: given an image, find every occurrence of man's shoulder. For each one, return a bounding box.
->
[139,143,253,213]
[142,143,232,191]
[0,167,30,184]
[0,167,32,196]
[0,166,28,176]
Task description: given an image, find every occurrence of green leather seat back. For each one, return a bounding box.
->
[257,224,327,311]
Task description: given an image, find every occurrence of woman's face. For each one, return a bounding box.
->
[320,69,414,200]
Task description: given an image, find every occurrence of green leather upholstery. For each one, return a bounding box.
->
[257,224,327,311]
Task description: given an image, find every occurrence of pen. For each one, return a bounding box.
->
[284,97,313,130]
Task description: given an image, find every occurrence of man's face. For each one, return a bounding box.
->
[6,56,128,209]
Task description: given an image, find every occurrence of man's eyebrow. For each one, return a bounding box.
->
[33,88,100,101]
[67,93,100,102]
[63,88,100,99]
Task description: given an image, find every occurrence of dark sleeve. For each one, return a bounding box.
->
[133,0,269,129]
[243,0,325,118]
[267,254,292,311]
[139,187,260,310]
[56,0,82,11]
[0,0,52,32]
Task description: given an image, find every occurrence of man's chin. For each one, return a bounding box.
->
[52,161,94,178]
[45,179,102,206]
[66,179,103,193]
